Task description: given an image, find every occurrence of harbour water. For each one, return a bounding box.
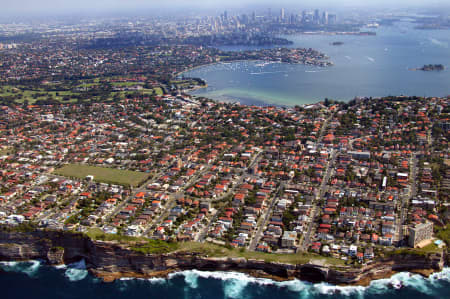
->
[1,260,450,299]
[183,21,450,106]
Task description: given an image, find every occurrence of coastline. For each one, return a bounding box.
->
[1,259,449,291]
[0,228,446,286]
[90,265,442,287]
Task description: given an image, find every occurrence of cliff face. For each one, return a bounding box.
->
[0,229,445,285]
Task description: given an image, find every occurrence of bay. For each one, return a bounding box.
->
[183,21,450,106]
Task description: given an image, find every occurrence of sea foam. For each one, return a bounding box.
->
[64,259,88,282]
[166,267,450,298]
[2,259,449,298]
[0,260,41,277]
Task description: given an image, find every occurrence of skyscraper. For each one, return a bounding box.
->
[328,14,337,25]
[314,9,320,24]
[280,8,285,20]
[322,11,328,25]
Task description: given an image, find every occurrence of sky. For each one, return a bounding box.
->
[1,0,448,16]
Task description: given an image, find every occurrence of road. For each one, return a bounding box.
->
[299,149,336,252]
[398,152,417,244]
[102,165,171,223]
[248,182,285,251]
[197,151,263,242]
[296,111,335,252]
[144,164,214,235]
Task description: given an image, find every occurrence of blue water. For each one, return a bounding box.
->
[184,21,450,106]
[1,261,450,299]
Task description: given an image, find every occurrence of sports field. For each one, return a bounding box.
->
[55,164,150,187]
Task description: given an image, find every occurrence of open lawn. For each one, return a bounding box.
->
[86,228,178,254]
[82,230,346,266]
[388,242,443,257]
[0,147,10,156]
[55,164,150,187]
[0,86,79,104]
[177,242,345,266]
[0,83,164,104]
[436,224,450,247]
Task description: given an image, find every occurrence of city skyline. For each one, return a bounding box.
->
[1,0,449,16]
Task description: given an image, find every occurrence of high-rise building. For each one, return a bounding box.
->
[289,13,297,24]
[322,11,329,25]
[314,9,320,24]
[241,14,249,25]
[280,8,285,20]
[328,14,337,25]
[408,222,433,248]
[224,10,228,21]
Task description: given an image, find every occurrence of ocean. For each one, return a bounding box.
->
[1,260,450,299]
[183,21,450,106]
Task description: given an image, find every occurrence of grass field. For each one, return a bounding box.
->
[83,228,345,266]
[177,242,345,266]
[0,147,10,156]
[86,228,178,254]
[436,224,450,247]
[0,84,164,104]
[55,164,150,187]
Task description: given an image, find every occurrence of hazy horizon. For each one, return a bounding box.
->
[1,0,449,17]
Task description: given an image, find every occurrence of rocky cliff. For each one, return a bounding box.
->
[0,229,445,285]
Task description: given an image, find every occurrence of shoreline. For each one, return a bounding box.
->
[1,259,448,289]
[89,265,442,287]
[174,55,333,99]
[0,229,446,287]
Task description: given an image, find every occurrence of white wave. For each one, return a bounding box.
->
[64,259,88,282]
[345,56,352,60]
[277,279,310,292]
[0,260,41,277]
[147,277,167,284]
[0,261,19,267]
[429,267,450,282]
[223,278,249,299]
[313,282,365,296]
[429,38,448,48]
[119,277,135,281]
[167,267,450,297]
[182,270,200,289]
[366,56,375,62]
[54,264,67,269]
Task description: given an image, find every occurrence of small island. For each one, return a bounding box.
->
[330,41,344,46]
[411,64,445,71]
